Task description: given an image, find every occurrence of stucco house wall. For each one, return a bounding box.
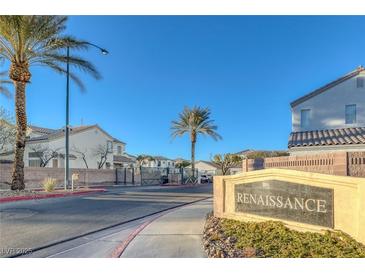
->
[25,127,120,169]
[142,157,175,168]
[291,70,365,132]
[189,161,218,175]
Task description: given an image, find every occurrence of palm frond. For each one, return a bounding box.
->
[35,60,86,91]
[170,106,222,141]
[31,53,101,80]
[0,15,102,88]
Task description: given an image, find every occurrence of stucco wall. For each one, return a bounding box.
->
[189,161,217,175]
[0,163,118,189]
[24,127,123,169]
[291,71,365,132]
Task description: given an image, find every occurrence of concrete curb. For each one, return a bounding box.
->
[0,189,106,204]
[161,184,210,188]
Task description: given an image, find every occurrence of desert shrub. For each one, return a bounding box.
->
[42,177,57,192]
[220,219,365,258]
[204,214,365,258]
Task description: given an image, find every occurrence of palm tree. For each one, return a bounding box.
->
[0,16,101,190]
[171,106,222,178]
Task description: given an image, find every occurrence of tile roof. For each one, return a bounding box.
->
[113,155,136,163]
[26,124,126,144]
[153,156,172,161]
[29,125,58,135]
[288,127,365,148]
[290,66,365,108]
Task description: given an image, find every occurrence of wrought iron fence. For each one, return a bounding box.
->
[115,166,202,185]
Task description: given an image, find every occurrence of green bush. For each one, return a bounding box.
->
[246,151,289,159]
[42,177,56,192]
[220,219,365,258]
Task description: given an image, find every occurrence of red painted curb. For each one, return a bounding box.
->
[109,197,209,258]
[0,189,106,204]
[110,209,174,258]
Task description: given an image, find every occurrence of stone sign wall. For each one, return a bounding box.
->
[214,168,365,245]
[235,180,334,228]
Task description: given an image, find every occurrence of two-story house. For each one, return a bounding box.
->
[288,66,365,155]
[0,124,133,169]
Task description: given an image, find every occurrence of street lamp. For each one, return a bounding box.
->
[64,42,109,190]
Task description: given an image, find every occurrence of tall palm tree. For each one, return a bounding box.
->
[0,16,101,190]
[171,106,222,178]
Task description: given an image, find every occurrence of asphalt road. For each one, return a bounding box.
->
[0,184,212,258]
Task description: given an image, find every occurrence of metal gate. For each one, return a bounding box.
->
[115,167,136,185]
[115,167,200,186]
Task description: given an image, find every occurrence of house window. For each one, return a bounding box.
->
[29,152,42,158]
[300,109,311,129]
[117,145,122,155]
[345,104,356,124]
[52,159,58,168]
[107,141,113,152]
[29,159,41,167]
[357,77,364,88]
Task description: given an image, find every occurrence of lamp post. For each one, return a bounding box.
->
[64,42,109,190]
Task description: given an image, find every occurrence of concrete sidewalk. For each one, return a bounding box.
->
[120,198,212,258]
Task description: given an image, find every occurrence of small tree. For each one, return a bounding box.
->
[212,153,242,175]
[136,154,155,167]
[92,144,111,169]
[0,107,15,153]
[29,144,60,167]
[175,160,190,169]
[0,69,12,98]
[72,146,89,169]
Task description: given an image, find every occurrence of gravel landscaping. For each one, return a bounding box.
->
[0,188,103,201]
[0,189,40,198]
[203,212,365,258]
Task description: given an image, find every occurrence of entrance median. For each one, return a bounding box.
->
[0,188,105,204]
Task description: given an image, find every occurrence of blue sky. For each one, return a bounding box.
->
[1,16,365,160]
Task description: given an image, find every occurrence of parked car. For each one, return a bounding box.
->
[200,174,212,184]
[206,174,213,182]
[160,175,169,184]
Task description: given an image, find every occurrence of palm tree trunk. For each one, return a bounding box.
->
[191,140,196,177]
[11,81,27,190]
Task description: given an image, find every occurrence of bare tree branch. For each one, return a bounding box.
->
[0,107,15,152]
[92,144,111,169]
[28,144,60,167]
[212,153,242,175]
[72,145,89,169]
